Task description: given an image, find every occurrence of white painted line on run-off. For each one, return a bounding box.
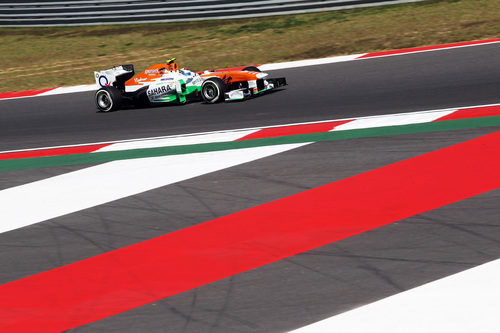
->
[290,259,500,333]
[0,143,307,235]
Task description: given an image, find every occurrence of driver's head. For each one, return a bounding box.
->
[166,58,178,71]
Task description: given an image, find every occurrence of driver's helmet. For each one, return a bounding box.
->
[166,57,179,71]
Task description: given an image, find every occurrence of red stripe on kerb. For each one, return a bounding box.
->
[0,88,56,99]
[1,131,500,332]
[0,144,111,160]
[434,105,500,122]
[237,120,353,140]
[358,38,500,58]
[213,66,258,72]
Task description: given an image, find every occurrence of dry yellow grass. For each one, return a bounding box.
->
[0,0,498,92]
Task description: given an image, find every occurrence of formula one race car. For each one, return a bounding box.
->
[93,58,286,112]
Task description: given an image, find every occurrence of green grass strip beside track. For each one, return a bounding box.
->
[2,116,500,171]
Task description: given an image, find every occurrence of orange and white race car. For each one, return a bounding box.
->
[93,58,286,112]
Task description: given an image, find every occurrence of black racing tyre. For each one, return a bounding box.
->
[242,66,261,72]
[95,86,122,112]
[201,78,226,103]
[133,86,151,108]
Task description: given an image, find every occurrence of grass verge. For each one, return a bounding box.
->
[0,0,498,93]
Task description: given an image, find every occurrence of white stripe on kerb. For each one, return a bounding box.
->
[37,84,96,96]
[332,109,456,131]
[94,129,258,152]
[290,259,500,333]
[0,143,306,234]
[259,54,364,71]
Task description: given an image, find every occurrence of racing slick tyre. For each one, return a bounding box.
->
[133,86,151,108]
[201,78,226,103]
[242,66,261,72]
[95,86,122,112]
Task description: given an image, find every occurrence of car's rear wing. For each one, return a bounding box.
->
[94,64,134,89]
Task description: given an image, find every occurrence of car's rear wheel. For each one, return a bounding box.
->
[201,78,226,103]
[95,86,122,112]
[242,66,261,72]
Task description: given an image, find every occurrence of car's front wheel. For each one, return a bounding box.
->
[201,78,226,103]
[242,66,261,72]
[95,86,122,112]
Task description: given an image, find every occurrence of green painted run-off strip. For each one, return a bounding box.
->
[2,116,500,171]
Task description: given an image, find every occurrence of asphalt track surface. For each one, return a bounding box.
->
[1,44,500,332]
[0,43,499,151]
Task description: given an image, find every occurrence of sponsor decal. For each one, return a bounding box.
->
[190,76,202,85]
[221,74,232,84]
[134,77,147,83]
[145,69,159,74]
[98,75,111,87]
[147,85,173,97]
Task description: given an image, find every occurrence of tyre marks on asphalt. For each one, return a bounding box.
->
[86,187,500,333]
[1,129,500,332]
[2,130,481,286]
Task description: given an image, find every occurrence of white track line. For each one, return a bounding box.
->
[94,129,258,152]
[0,143,306,234]
[290,259,500,333]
